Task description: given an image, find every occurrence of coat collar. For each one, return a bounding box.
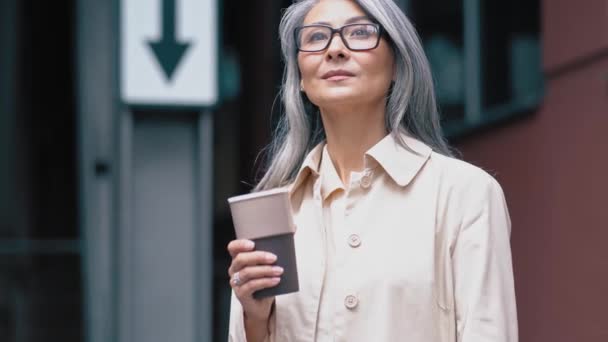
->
[319,144,346,201]
[364,132,432,187]
[289,132,432,196]
[288,143,324,197]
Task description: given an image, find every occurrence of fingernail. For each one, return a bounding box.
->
[266,253,277,262]
[245,240,255,249]
[272,266,284,275]
[272,277,281,283]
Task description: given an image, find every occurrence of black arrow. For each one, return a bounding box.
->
[147,0,191,81]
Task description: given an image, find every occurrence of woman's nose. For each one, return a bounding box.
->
[325,34,349,60]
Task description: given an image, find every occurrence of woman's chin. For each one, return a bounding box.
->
[310,90,364,106]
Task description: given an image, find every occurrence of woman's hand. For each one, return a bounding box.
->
[227,239,283,323]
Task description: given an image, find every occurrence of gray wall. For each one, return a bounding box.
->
[77,1,213,341]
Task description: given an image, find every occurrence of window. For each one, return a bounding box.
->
[402,0,543,137]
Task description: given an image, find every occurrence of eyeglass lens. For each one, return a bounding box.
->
[297,24,380,52]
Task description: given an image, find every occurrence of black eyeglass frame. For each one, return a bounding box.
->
[294,23,384,52]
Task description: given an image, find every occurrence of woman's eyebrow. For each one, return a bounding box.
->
[309,15,372,26]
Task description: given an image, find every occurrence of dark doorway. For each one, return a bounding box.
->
[0,1,83,341]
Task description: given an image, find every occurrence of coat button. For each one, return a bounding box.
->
[344,294,359,309]
[360,170,373,188]
[348,234,361,248]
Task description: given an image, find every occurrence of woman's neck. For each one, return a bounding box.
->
[319,103,387,186]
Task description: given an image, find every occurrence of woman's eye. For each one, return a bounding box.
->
[308,32,328,42]
[350,28,371,37]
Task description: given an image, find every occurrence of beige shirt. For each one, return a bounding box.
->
[229,133,518,342]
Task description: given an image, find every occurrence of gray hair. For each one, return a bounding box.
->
[254,0,453,191]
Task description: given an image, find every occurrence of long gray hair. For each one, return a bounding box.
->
[254,0,453,191]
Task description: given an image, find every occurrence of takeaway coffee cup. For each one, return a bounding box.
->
[227,188,299,299]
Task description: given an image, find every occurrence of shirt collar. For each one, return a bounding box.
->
[289,132,433,195]
[319,144,346,201]
[364,132,432,187]
[289,143,324,196]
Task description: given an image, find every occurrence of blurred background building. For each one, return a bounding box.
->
[0,0,606,341]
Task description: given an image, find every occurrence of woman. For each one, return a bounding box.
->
[227,0,518,341]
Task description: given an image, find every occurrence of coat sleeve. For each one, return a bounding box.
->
[227,290,276,342]
[452,176,518,342]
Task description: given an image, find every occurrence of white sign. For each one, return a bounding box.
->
[121,0,217,106]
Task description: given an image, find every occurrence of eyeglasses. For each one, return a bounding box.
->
[294,23,383,52]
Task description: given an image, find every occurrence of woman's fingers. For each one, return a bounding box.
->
[227,239,255,258]
[226,238,280,321]
[234,276,281,298]
[228,251,277,276]
[226,239,282,302]
[231,265,284,285]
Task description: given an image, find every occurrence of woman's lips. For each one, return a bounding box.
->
[325,75,353,81]
[322,69,356,81]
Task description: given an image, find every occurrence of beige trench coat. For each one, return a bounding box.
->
[229,133,518,341]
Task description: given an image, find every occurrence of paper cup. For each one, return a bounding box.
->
[228,188,299,298]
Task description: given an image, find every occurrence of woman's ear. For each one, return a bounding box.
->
[300,79,305,92]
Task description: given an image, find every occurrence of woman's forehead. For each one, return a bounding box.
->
[302,0,370,26]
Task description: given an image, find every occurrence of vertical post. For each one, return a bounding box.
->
[0,0,17,232]
[196,110,214,342]
[117,109,133,342]
[464,0,482,124]
[76,0,120,341]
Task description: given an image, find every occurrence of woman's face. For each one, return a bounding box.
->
[297,0,395,110]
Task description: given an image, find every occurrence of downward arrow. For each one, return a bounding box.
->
[148,0,191,81]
